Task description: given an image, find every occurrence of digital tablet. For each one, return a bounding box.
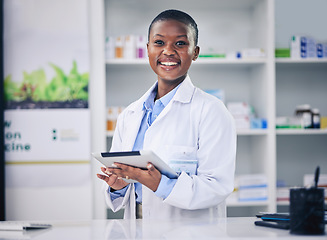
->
[92,150,179,183]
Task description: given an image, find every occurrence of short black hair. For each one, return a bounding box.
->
[148,9,198,46]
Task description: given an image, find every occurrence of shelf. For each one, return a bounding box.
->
[277,201,289,206]
[227,201,269,207]
[106,58,267,66]
[237,129,269,136]
[195,58,267,65]
[107,129,269,138]
[276,129,327,135]
[106,59,148,65]
[277,200,327,206]
[101,0,327,218]
[275,58,327,64]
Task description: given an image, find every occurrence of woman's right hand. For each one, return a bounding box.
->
[97,167,129,190]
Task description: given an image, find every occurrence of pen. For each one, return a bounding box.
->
[314,166,320,188]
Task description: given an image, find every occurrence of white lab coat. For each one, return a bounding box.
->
[104,75,236,219]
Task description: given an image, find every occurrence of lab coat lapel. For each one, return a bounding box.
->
[122,109,144,150]
[122,81,158,150]
[149,75,195,126]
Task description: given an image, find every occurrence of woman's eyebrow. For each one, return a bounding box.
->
[153,34,164,38]
[152,34,188,38]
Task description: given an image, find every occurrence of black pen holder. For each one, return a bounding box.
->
[290,187,325,235]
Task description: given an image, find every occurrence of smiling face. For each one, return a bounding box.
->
[147,19,200,88]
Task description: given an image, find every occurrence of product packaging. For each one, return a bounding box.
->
[241,48,265,58]
[320,116,327,129]
[124,35,136,59]
[227,102,256,129]
[291,35,316,59]
[136,35,147,59]
[275,48,291,58]
[115,36,124,59]
[237,174,268,202]
[205,89,225,103]
[105,36,115,60]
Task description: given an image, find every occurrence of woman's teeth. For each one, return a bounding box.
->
[160,62,178,66]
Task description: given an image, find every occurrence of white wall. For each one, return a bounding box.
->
[6,184,92,221]
[275,0,327,48]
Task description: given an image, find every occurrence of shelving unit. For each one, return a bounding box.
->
[89,0,327,218]
[276,129,327,135]
[107,129,270,138]
[275,58,327,63]
[102,0,276,218]
[107,58,268,65]
[274,0,327,212]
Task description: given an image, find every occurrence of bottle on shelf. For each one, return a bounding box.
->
[295,104,312,129]
[115,36,124,59]
[136,35,147,59]
[311,108,321,129]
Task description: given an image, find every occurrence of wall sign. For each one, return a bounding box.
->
[4,0,91,187]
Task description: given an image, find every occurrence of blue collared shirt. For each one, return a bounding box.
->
[110,83,179,202]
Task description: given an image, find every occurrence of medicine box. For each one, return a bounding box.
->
[136,35,147,59]
[241,48,265,58]
[238,174,268,187]
[124,35,136,59]
[227,102,253,117]
[234,116,250,129]
[275,48,290,58]
[304,174,327,187]
[105,36,115,60]
[205,89,225,103]
[291,35,317,59]
[317,43,324,58]
[277,187,290,203]
[238,188,268,201]
[318,43,327,58]
[250,118,267,129]
[237,174,268,202]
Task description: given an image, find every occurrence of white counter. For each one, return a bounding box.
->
[0,217,326,240]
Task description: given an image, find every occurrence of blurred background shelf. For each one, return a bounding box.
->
[276,129,327,135]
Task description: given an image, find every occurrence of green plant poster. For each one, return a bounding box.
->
[4,61,89,109]
[4,0,91,188]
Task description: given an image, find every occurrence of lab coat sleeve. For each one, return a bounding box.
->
[103,110,132,212]
[110,110,125,152]
[163,98,236,210]
[104,183,133,212]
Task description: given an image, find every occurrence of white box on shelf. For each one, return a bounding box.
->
[277,187,290,203]
[238,174,268,188]
[234,116,250,129]
[241,48,265,58]
[291,35,317,58]
[124,35,136,59]
[303,174,327,187]
[237,174,268,202]
[205,89,225,103]
[105,36,115,60]
[227,102,253,117]
[136,35,147,59]
[290,35,301,59]
[238,187,268,202]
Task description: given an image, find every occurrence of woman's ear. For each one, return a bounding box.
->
[146,42,149,57]
[192,46,200,61]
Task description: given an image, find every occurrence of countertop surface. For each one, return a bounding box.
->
[0,217,326,240]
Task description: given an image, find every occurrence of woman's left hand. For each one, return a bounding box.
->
[108,162,162,192]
